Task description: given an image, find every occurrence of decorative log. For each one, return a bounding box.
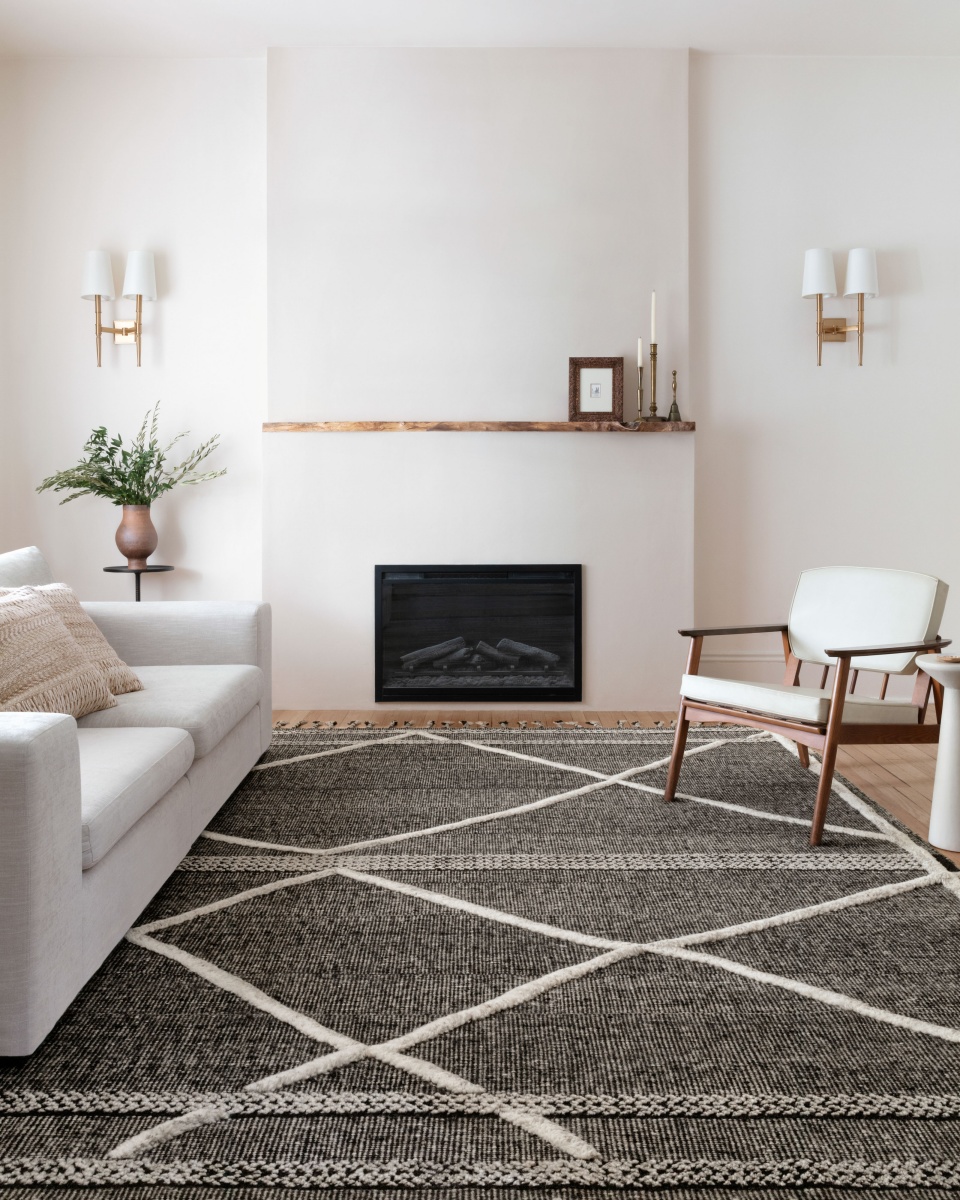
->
[475,641,520,667]
[496,638,560,665]
[400,636,466,666]
[433,646,473,667]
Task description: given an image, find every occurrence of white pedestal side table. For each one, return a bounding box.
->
[916,654,960,851]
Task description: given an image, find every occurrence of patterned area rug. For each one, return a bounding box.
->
[3,725,960,1197]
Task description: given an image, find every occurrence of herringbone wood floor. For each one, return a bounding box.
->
[272,708,960,868]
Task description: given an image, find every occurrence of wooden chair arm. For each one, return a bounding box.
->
[824,637,951,659]
[678,623,788,638]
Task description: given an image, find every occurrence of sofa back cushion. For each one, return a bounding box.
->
[0,546,54,587]
[0,589,116,718]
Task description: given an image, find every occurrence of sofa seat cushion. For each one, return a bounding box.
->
[77,664,263,757]
[78,727,195,869]
[680,674,920,726]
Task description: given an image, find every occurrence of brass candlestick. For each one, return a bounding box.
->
[648,343,660,420]
[637,364,644,421]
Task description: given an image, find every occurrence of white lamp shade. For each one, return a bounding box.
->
[81,250,115,300]
[801,248,837,298]
[122,251,156,300]
[843,247,879,298]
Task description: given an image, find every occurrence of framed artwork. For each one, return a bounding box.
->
[568,357,624,422]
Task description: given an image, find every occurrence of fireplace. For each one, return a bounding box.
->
[375,565,582,702]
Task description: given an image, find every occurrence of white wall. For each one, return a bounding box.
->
[264,48,693,708]
[0,58,266,600]
[690,55,960,686]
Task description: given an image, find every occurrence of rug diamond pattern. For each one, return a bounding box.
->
[2,726,960,1193]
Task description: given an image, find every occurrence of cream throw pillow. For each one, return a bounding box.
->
[11,583,143,695]
[0,588,116,718]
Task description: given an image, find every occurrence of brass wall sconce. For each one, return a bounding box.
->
[81,250,157,367]
[802,247,879,366]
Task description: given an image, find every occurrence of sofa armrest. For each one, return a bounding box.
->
[83,600,273,754]
[0,713,83,1056]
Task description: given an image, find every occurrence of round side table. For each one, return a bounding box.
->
[103,564,174,602]
[916,654,960,852]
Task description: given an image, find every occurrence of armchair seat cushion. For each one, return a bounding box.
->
[680,674,920,726]
[79,727,194,869]
[77,664,263,757]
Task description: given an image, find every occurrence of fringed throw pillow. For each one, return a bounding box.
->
[0,588,116,718]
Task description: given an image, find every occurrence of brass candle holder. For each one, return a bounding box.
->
[648,343,662,420]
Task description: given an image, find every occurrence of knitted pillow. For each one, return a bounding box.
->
[0,588,116,718]
[24,583,142,695]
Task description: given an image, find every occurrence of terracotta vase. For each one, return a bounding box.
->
[115,505,158,569]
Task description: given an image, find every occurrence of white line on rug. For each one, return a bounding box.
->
[251,730,422,772]
[133,870,337,935]
[648,941,960,1044]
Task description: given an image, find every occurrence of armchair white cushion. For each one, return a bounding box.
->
[679,675,919,725]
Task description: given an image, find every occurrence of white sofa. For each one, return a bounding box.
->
[0,547,272,1056]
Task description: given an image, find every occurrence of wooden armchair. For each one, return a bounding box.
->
[663,566,950,845]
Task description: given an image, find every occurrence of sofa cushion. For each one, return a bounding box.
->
[78,727,195,869]
[680,673,920,726]
[0,546,54,587]
[76,664,263,757]
[0,584,143,696]
[0,589,116,719]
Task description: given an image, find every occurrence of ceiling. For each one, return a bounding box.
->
[1,0,960,57]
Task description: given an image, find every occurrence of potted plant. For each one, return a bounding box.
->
[37,403,225,568]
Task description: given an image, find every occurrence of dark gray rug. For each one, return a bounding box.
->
[3,726,960,1196]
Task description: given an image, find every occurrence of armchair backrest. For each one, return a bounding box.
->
[0,546,54,588]
[788,565,948,675]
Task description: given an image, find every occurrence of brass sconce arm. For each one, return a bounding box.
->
[92,294,144,367]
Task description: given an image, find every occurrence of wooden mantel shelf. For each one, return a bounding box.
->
[263,420,695,433]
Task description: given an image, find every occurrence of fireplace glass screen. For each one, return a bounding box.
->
[375,565,582,702]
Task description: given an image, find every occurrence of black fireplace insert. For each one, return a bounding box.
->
[375,565,582,702]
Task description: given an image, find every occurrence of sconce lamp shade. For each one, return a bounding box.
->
[81,250,116,300]
[801,248,838,298]
[843,247,879,298]
[122,250,156,300]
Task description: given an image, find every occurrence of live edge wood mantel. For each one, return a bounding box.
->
[262,420,695,433]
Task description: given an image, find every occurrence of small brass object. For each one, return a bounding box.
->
[667,370,682,422]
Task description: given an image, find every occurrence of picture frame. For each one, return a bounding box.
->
[568,357,624,422]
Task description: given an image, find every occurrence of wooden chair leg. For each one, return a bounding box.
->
[664,703,690,802]
[797,743,810,768]
[810,656,850,845]
[810,742,838,846]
